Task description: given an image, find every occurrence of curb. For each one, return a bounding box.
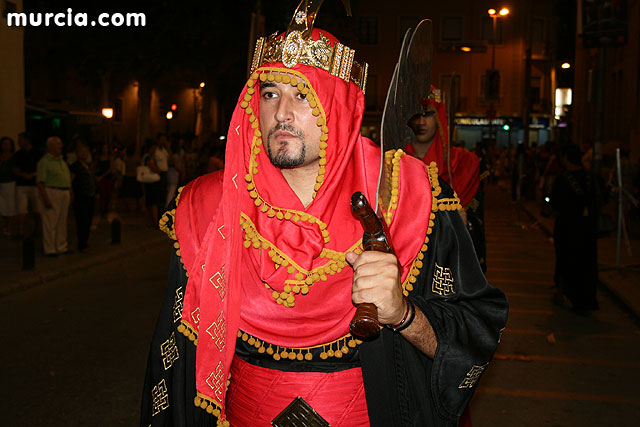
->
[0,233,168,299]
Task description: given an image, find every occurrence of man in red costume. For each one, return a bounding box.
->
[406,87,487,272]
[141,4,506,426]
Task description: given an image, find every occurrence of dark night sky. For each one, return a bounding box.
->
[22,1,359,102]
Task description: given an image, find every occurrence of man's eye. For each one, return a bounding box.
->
[297,92,307,101]
[262,91,277,99]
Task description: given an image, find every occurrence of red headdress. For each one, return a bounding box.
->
[406,85,479,207]
[172,9,433,424]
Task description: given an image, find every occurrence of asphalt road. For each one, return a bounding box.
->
[1,184,639,426]
[470,184,640,426]
[0,242,170,426]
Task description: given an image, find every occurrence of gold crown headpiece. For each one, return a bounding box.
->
[249,0,368,93]
[427,88,442,103]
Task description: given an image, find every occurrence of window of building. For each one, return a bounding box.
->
[532,18,545,43]
[358,16,378,45]
[441,16,463,41]
[481,17,503,44]
[398,16,421,42]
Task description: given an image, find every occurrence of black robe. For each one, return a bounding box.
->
[141,177,508,426]
[550,169,602,310]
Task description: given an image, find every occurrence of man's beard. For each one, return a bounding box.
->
[266,123,306,168]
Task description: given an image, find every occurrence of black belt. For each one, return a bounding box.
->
[47,186,69,190]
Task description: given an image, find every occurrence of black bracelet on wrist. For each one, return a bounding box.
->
[386,298,416,333]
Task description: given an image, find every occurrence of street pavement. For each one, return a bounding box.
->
[470,182,640,426]
[517,187,640,319]
[0,209,170,426]
[0,185,639,425]
[0,209,167,298]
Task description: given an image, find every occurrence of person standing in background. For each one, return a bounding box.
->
[550,144,604,314]
[36,137,71,257]
[69,144,96,253]
[112,147,126,213]
[141,141,163,226]
[0,136,17,237]
[153,133,169,210]
[13,133,41,238]
[95,144,114,221]
[165,140,184,208]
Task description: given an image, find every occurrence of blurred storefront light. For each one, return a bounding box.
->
[554,88,572,120]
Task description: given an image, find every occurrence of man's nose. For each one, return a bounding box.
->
[275,96,293,123]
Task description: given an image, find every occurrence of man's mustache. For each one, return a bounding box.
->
[269,123,304,140]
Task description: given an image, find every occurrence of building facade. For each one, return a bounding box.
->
[350,0,559,149]
[571,0,639,162]
[0,0,26,144]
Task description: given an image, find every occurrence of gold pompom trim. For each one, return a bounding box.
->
[427,162,462,212]
[193,392,230,426]
[400,161,460,296]
[241,67,330,235]
[240,213,363,306]
[177,319,199,345]
[238,329,363,361]
[380,149,404,225]
[402,231,431,296]
[159,186,189,277]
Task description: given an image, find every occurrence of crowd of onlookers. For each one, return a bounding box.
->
[0,131,226,257]
[2,129,638,260]
[472,140,640,229]
[472,139,638,314]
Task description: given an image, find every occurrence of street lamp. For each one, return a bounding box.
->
[488,7,509,70]
[487,7,510,145]
[561,62,571,69]
[101,107,114,119]
[101,107,114,146]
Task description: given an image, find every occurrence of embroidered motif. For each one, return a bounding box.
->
[458,363,488,389]
[151,379,170,416]
[232,173,238,189]
[218,225,226,239]
[209,265,226,300]
[235,125,240,135]
[498,327,505,343]
[191,307,201,326]
[161,332,180,370]
[206,311,226,351]
[173,287,184,324]
[432,263,455,296]
[206,362,226,402]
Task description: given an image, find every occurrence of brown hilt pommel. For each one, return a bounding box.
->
[349,192,393,340]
